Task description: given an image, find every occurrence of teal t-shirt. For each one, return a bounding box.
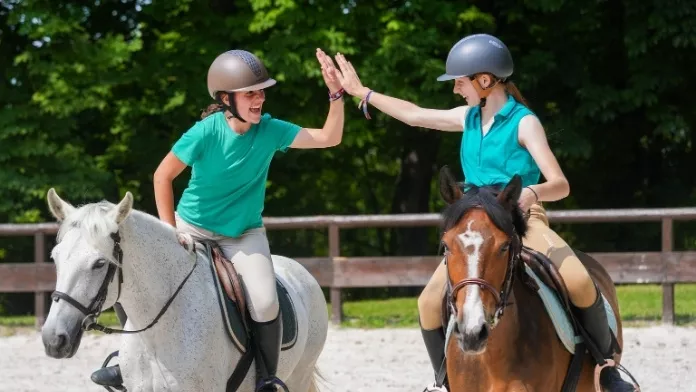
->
[461,95,541,189]
[172,111,301,237]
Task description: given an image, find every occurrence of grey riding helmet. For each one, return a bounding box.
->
[207,49,277,98]
[206,49,276,122]
[437,34,514,82]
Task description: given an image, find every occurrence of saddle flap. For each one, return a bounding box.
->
[211,245,249,327]
[521,246,573,311]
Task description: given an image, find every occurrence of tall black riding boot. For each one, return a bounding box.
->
[575,286,636,392]
[91,303,126,388]
[420,322,448,391]
[253,314,288,392]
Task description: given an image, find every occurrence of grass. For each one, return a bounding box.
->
[337,283,696,328]
[2,284,695,331]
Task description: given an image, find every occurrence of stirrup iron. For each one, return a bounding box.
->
[255,376,289,392]
[423,382,448,392]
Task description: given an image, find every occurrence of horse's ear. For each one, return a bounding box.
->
[497,175,523,211]
[439,166,463,205]
[108,191,134,225]
[47,188,76,222]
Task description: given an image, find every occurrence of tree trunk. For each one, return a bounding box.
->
[389,127,442,256]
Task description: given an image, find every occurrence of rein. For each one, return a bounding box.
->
[51,231,199,335]
[445,224,522,328]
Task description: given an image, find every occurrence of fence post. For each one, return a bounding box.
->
[328,224,343,324]
[34,232,46,329]
[661,218,675,325]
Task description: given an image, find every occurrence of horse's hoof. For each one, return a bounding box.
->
[600,367,639,392]
[91,364,123,387]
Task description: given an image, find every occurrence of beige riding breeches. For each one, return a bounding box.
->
[175,214,279,323]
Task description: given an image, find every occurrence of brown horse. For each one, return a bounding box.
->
[436,167,638,392]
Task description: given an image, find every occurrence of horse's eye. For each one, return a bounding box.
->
[92,258,107,270]
[441,243,450,254]
[500,242,510,254]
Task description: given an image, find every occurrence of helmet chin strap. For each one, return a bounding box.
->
[216,92,247,123]
[470,75,500,108]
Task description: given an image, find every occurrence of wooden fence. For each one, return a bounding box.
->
[1,207,696,328]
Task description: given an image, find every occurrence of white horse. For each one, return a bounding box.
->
[40,189,329,392]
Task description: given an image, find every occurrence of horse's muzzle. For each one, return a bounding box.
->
[42,323,84,359]
[455,320,489,354]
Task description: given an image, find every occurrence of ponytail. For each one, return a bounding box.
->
[504,81,529,108]
[200,92,227,119]
[200,103,224,119]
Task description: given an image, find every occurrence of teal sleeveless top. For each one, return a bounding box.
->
[460,95,541,189]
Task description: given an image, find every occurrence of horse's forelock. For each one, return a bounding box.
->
[442,185,526,238]
[56,202,120,261]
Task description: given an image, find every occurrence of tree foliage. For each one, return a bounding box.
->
[1,0,695,310]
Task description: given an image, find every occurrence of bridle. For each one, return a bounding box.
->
[51,230,198,335]
[444,222,522,328]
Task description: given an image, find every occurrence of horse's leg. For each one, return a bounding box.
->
[120,337,154,392]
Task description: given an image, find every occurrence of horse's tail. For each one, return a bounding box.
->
[308,364,327,392]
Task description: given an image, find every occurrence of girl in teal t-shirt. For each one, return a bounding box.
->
[332,34,633,392]
[90,49,345,392]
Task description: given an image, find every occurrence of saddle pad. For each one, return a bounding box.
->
[203,246,298,354]
[444,265,618,356]
[523,263,618,354]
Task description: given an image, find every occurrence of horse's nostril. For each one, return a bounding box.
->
[478,325,489,341]
[55,332,67,350]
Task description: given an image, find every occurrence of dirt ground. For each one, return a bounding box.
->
[1,325,693,391]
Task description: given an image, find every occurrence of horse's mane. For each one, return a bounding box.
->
[441,184,528,239]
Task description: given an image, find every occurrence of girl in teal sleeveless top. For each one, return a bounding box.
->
[332,34,633,392]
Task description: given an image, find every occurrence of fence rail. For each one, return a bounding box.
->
[1,207,696,327]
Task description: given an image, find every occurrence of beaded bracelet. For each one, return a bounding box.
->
[358,90,374,119]
[329,88,345,101]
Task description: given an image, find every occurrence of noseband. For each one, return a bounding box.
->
[445,226,522,328]
[51,230,198,334]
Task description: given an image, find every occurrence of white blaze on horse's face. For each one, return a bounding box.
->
[457,220,486,336]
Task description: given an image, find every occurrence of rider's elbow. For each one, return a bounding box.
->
[558,178,570,198]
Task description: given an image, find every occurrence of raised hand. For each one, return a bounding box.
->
[334,53,370,99]
[316,48,343,95]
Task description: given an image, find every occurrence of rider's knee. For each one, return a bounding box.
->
[418,284,443,319]
[418,265,446,314]
[563,263,597,307]
[249,293,280,322]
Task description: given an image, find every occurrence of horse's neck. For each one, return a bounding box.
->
[117,212,193,324]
